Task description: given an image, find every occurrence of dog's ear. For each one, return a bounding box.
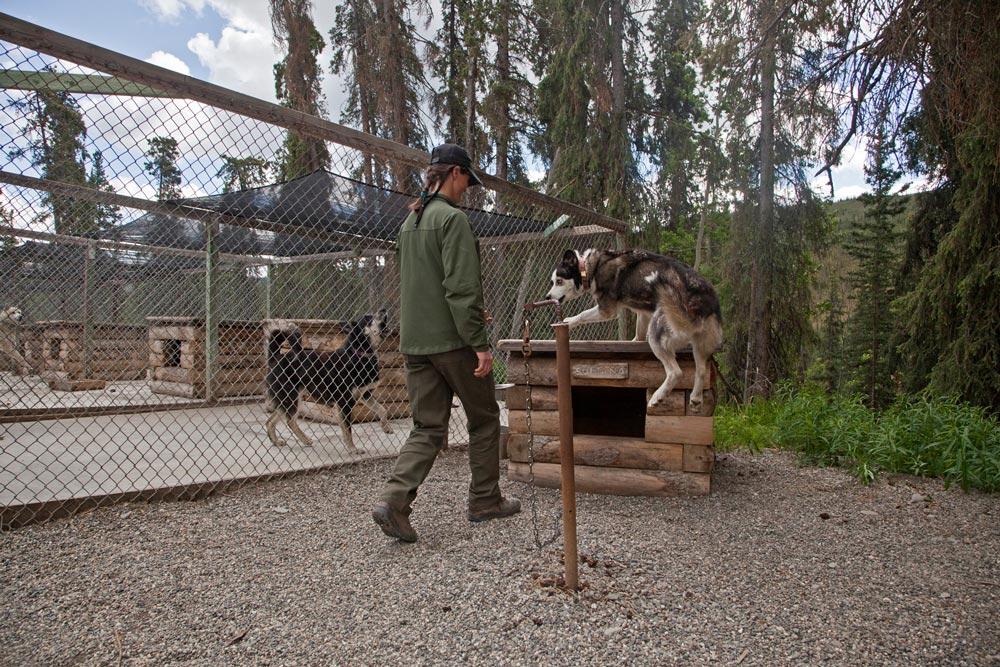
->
[561,249,578,268]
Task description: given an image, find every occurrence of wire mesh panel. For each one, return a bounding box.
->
[0,19,623,527]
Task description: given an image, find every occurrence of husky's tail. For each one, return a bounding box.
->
[267,327,302,365]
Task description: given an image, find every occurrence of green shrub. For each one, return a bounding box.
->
[715,386,1000,492]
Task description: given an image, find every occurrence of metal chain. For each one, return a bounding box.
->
[522,313,562,551]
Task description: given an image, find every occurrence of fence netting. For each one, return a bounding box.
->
[0,28,622,527]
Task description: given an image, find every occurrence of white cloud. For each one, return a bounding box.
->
[140,0,189,23]
[187,27,279,102]
[145,51,191,76]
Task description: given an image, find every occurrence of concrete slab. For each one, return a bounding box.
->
[0,402,414,507]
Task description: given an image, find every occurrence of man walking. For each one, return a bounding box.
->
[372,143,520,542]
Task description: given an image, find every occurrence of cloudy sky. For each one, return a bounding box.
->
[5,0,878,200]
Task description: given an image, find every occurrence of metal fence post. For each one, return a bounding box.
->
[204,220,220,403]
[553,322,579,590]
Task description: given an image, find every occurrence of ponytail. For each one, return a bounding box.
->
[409,164,454,227]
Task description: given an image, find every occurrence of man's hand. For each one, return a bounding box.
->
[474,350,493,378]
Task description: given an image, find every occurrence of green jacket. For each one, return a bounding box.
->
[397,194,489,355]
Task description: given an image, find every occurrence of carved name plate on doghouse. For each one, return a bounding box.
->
[572,362,629,380]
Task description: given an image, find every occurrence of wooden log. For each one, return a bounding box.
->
[372,384,409,403]
[181,340,205,355]
[379,368,407,386]
[508,461,710,496]
[683,444,715,474]
[508,409,560,436]
[298,399,410,424]
[504,385,559,410]
[645,415,714,446]
[149,380,202,398]
[507,433,684,471]
[498,340,692,356]
[643,389,689,416]
[147,325,205,341]
[47,378,107,392]
[506,357,710,389]
[378,351,405,368]
[646,388,717,417]
[53,359,147,373]
[178,352,263,370]
[153,366,263,385]
[214,381,264,396]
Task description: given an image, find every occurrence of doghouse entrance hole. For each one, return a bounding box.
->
[571,386,646,438]
[163,339,182,367]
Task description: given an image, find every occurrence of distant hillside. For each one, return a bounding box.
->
[814,193,916,315]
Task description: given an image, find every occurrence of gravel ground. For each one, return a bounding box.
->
[2,448,998,667]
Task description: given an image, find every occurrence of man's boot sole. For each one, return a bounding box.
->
[372,506,417,542]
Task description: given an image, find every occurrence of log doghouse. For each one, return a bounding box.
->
[262,319,410,425]
[147,317,265,399]
[36,320,147,390]
[497,340,716,496]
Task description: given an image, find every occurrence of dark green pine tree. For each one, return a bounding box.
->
[216,156,273,193]
[330,0,427,191]
[480,0,538,190]
[83,149,122,232]
[812,283,847,395]
[0,201,15,250]
[703,0,838,399]
[144,137,183,201]
[11,81,88,235]
[643,0,706,248]
[272,0,331,181]
[425,0,470,143]
[843,124,904,409]
[532,0,644,220]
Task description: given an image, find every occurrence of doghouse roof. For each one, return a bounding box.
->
[103,170,549,257]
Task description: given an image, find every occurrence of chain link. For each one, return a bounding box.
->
[522,313,562,551]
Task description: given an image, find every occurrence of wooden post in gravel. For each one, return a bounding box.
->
[553,322,579,591]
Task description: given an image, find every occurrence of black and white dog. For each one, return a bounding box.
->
[265,310,392,452]
[545,249,723,413]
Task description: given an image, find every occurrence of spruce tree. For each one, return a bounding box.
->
[272,0,331,180]
[644,0,706,246]
[330,0,427,190]
[11,81,88,235]
[144,137,183,201]
[843,124,903,409]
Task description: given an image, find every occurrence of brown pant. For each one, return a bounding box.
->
[378,347,501,514]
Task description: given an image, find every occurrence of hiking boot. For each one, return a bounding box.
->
[372,502,418,542]
[467,496,522,523]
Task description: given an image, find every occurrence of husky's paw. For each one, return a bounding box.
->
[688,397,703,415]
[647,395,662,409]
[380,421,393,434]
[271,438,289,447]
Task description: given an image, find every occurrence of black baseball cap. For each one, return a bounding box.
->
[429,143,483,186]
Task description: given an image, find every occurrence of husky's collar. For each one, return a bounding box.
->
[578,255,589,290]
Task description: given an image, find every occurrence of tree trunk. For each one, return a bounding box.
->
[607,0,628,218]
[749,0,776,399]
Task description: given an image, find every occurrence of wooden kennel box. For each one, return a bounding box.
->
[497,340,716,496]
[147,317,265,399]
[261,319,410,425]
[35,320,147,383]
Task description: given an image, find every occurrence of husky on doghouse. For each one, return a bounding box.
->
[545,248,723,413]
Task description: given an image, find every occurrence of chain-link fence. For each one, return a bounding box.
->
[0,14,625,528]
